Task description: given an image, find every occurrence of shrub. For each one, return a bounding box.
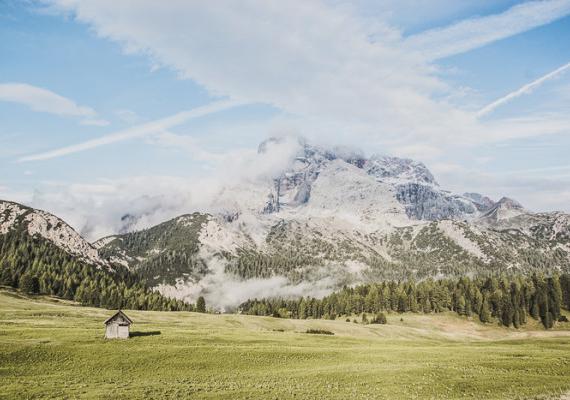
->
[370,313,387,324]
[19,274,39,294]
[305,329,334,335]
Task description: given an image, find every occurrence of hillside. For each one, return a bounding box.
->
[1,289,570,399]
[1,200,106,266]
[0,200,191,311]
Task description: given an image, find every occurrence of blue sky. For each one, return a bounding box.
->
[1,0,570,237]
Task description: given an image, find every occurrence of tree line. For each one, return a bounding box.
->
[240,274,570,329]
[0,228,194,311]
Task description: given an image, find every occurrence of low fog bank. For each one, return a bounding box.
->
[154,259,372,312]
[155,274,337,312]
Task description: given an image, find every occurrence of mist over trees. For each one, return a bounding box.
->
[241,274,570,329]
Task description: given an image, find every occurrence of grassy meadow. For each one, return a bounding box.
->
[1,289,570,399]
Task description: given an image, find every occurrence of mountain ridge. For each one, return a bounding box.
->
[2,139,569,310]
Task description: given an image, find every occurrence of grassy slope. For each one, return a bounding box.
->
[1,290,570,399]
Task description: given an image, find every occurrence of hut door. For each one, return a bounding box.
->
[118,325,129,338]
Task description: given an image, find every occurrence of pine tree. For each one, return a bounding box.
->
[479,296,491,323]
[19,273,39,294]
[196,296,206,313]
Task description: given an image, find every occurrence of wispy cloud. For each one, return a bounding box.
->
[0,82,109,126]
[41,0,570,153]
[18,99,245,162]
[477,61,570,117]
[405,0,570,60]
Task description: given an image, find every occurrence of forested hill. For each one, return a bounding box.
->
[0,201,193,311]
[240,275,570,329]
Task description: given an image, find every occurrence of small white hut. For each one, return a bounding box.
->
[104,310,132,339]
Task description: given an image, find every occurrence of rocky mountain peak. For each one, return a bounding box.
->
[496,197,524,210]
[463,193,496,212]
[0,200,107,266]
[480,197,525,223]
[365,155,437,185]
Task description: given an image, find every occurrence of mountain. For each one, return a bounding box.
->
[93,139,570,310]
[0,199,191,311]
[479,197,525,223]
[0,200,106,266]
[95,213,209,286]
[2,139,568,311]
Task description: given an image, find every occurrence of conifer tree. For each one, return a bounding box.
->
[196,296,206,313]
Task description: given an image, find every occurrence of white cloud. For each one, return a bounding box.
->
[38,0,570,156]
[434,164,570,212]
[477,61,570,117]
[80,118,110,127]
[42,1,453,143]
[0,82,109,125]
[405,0,570,60]
[11,0,568,227]
[19,99,245,161]
[29,176,195,240]
[115,109,141,124]
[25,136,302,239]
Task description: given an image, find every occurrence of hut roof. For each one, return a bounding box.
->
[104,310,133,325]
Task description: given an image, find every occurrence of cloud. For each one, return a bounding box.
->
[434,163,570,212]
[477,61,570,117]
[115,109,141,124]
[41,1,452,142]
[25,136,302,239]
[29,176,196,240]
[19,99,245,161]
[80,118,110,127]
[10,0,569,231]
[38,0,570,156]
[0,82,109,125]
[405,0,570,60]
[157,267,337,311]
[156,250,364,310]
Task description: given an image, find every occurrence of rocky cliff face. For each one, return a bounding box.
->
[395,183,477,220]
[0,200,107,266]
[259,138,482,221]
[463,192,495,212]
[365,155,436,185]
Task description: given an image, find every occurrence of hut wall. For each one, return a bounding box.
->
[105,323,118,339]
[105,323,129,339]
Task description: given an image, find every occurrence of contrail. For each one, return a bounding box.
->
[477,61,570,118]
[405,0,570,60]
[19,99,245,162]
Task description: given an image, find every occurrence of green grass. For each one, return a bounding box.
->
[1,289,570,399]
